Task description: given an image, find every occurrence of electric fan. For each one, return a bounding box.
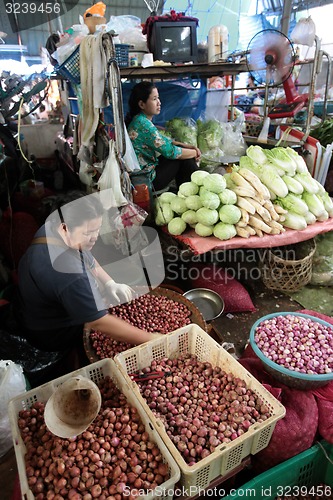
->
[246,29,308,118]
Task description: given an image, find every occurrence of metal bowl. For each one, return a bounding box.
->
[183,288,224,322]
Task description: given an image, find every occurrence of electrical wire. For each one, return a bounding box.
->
[316,440,333,466]
[17,97,34,168]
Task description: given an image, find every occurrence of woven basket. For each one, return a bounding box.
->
[261,239,316,293]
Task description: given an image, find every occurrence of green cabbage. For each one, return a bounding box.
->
[261,166,289,198]
[191,170,210,186]
[213,222,237,240]
[168,217,187,235]
[283,212,307,230]
[178,181,199,197]
[218,204,242,224]
[202,173,226,194]
[285,147,308,173]
[218,188,237,205]
[196,207,219,226]
[195,223,214,237]
[185,195,203,211]
[318,191,333,216]
[200,190,220,210]
[158,192,177,204]
[182,210,198,225]
[196,119,223,153]
[170,196,188,214]
[264,147,297,176]
[165,117,197,146]
[154,203,174,225]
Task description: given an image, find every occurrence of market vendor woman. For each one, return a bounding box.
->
[18,192,159,355]
[126,81,201,191]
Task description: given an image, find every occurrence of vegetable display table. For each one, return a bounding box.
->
[167,217,333,255]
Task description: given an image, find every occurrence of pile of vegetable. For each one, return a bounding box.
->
[254,314,333,375]
[90,294,192,359]
[154,145,333,239]
[311,118,333,147]
[18,376,170,499]
[135,354,271,465]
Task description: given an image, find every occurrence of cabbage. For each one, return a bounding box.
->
[302,192,326,217]
[178,181,199,197]
[246,145,269,166]
[200,190,220,210]
[158,192,177,204]
[294,173,319,194]
[213,222,237,240]
[154,203,174,225]
[177,191,186,199]
[282,175,304,195]
[168,217,187,235]
[165,117,197,146]
[191,170,210,186]
[196,119,223,153]
[170,196,188,214]
[202,173,226,194]
[318,191,333,216]
[185,195,203,211]
[304,211,317,225]
[219,188,237,205]
[278,193,309,216]
[261,166,288,198]
[282,212,307,230]
[181,210,198,225]
[264,147,297,176]
[195,222,214,237]
[196,207,219,226]
[285,147,309,173]
[219,204,241,224]
[239,155,262,177]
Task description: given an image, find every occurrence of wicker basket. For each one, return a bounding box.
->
[261,239,316,293]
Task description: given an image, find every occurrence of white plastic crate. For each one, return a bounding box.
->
[8,359,180,500]
[114,324,286,494]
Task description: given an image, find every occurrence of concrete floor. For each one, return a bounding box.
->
[0,447,18,500]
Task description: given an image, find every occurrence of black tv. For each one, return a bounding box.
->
[149,20,198,64]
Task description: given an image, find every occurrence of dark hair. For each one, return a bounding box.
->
[49,191,104,230]
[125,81,157,127]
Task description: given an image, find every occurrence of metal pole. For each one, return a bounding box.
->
[280,0,293,36]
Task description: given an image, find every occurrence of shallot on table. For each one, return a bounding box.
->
[90,293,192,359]
[18,376,170,500]
[135,354,271,465]
[254,315,333,375]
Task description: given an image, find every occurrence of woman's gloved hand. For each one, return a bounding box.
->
[105,279,134,305]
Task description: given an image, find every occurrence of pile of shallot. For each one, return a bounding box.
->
[18,376,170,499]
[90,294,192,359]
[135,354,271,465]
[254,315,333,375]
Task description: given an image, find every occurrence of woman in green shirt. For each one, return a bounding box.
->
[126,81,201,190]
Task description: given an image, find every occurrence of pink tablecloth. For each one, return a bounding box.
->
[167,217,333,255]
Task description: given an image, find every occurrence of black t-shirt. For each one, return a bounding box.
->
[18,224,107,351]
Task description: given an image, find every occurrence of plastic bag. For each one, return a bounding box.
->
[221,120,247,157]
[97,140,127,210]
[291,17,316,46]
[165,117,198,146]
[123,128,140,172]
[105,15,147,50]
[0,360,26,457]
[100,202,148,255]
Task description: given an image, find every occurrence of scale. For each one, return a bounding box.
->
[246,29,308,119]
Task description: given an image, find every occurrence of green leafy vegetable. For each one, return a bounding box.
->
[218,204,242,224]
[213,222,237,240]
[168,217,187,235]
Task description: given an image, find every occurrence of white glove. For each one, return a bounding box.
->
[105,280,134,305]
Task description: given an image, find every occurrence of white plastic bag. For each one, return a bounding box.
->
[123,128,140,172]
[0,360,26,458]
[97,140,127,209]
[291,17,316,47]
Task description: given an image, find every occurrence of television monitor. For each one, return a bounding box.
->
[149,20,198,64]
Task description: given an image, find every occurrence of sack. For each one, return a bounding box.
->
[291,17,316,46]
[97,140,127,209]
[0,360,26,457]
